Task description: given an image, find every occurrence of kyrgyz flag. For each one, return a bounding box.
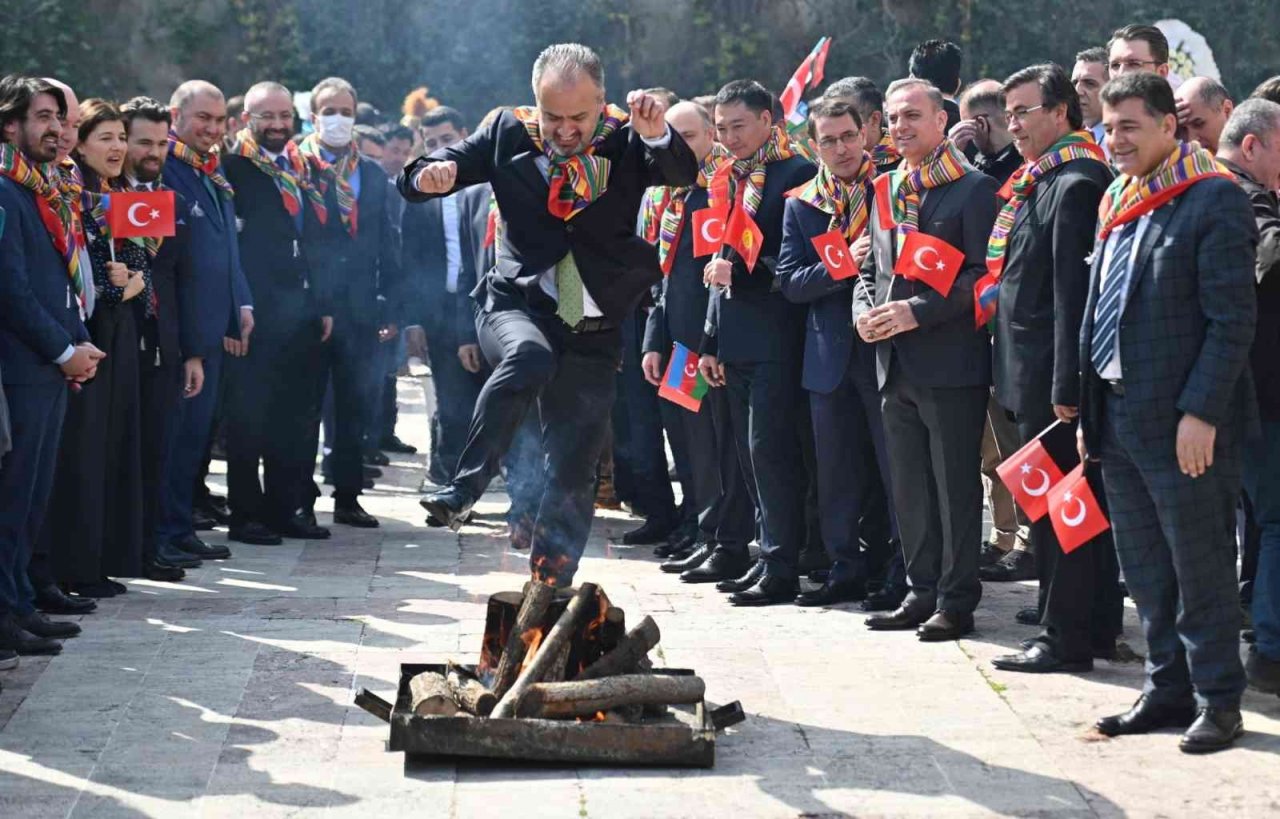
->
[894,231,964,296]
[995,437,1066,522]
[104,190,176,239]
[974,271,1000,329]
[692,207,727,257]
[780,37,832,131]
[658,342,709,412]
[723,205,764,273]
[1046,463,1110,553]
[811,229,858,280]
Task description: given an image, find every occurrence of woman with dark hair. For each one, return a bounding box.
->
[40,99,151,597]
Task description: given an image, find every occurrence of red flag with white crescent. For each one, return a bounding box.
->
[106,190,176,239]
[811,229,858,280]
[1046,463,1110,554]
[995,437,1066,522]
[894,231,964,296]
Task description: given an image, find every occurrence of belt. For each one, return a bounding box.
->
[564,316,614,334]
[1105,380,1125,396]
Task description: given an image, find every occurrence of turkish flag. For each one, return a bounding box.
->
[811,229,858,280]
[872,173,895,230]
[106,190,176,239]
[995,437,1066,523]
[692,207,727,258]
[723,206,764,273]
[1046,463,1110,554]
[894,231,964,296]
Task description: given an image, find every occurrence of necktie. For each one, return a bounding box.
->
[275,154,290,172]
[1090,221,1138,375]
[555,252,584,326]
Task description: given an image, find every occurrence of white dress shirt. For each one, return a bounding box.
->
[1095,213,1151,380]
[441,192,462,293]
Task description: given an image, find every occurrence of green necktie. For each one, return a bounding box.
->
[555,252,584,326]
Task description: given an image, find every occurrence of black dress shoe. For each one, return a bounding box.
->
[172,534,231,560]
[653,537,692,559]
[420,488,474,531]
[192,509,218,531]
[660,542,713,574]
[68,580,119,599]
[363,464,383,479]
[229,522,283,546]
[335,501,380,528]
[979,541,1008,567]
[1015,606,1040,626]
[143,561,185,582]
[992,643,1092,673]
[861,583,907,613]
[866,606,931,630]
[155,550,203,569]
[681,547,749,584]
[1246,645,1280,694]
[807,568,831,584]
[363,449,391,467]
[795,578,866,607]
[980,548,1036,582]
[1095,694,1197,737]
[717,560,764,593]
[275,513,331,540]
[1179,708,1244,754]
[34,586,96,615]
[917,610,975,641]
[621,516,678,546]
[195,500,230,526]
[17,612,80,639]
[0,616,61,655]
[729,574,799,606]
[380,434,417,454]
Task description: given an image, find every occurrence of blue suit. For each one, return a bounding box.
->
[0,179,89,615]
[155,154,252,551]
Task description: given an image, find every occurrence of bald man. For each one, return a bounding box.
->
[1176,77,1234,153]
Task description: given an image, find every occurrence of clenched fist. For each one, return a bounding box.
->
[626,90,668,139]
[415,160,458,195]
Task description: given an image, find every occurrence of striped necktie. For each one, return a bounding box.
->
[1089,221,1138,375]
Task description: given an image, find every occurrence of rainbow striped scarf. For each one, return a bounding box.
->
[1097,142,1233,240]
[871,132,900,170]
[643,148,733,273]
[787,151,876,243]
[297,133,358,237]
[730,126,801,217]
[513,104,629,220]
[167,132,233,198]
[885,139,972,252]
[232,128,328,226]
[986,131,1107,279]
[0,144,89,318]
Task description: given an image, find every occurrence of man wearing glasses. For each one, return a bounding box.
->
[1107,24,1171,79]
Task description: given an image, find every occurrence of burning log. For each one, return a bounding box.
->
[446,663,497,717]
[543,640,574,683]
[516,674,706,719]
[491,580,557,699]
[576,615,660,680]
[409,671,459,717]
[491,582,599,719]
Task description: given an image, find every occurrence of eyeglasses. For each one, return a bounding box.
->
[816,132,862,150]
[249,112,295,124]
[1109,59,1158,72]
[1003,105,1045,124]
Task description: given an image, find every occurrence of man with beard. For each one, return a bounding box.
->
[222,81,333,545]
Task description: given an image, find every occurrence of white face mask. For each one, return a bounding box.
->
[316,113,355,147]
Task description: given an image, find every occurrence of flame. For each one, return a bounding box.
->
[517,627,545,674]
[531,554,570,586]
[576,711,607,723]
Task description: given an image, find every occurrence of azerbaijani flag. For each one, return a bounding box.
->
[658,342,709,413]
[780,37,832,131]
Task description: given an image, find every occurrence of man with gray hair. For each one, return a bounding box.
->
[399,43,698,586]
[1217,97,1280,697]
[1176,77,1234,153]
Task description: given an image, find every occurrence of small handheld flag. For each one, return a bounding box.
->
[974,271,1000,329]
[723,206,764,273]
[872,173,895,230]
[811,229,858,280]
[105,190,176,240]
[996,437,1066,522]
[658,342,709,413]
[692,207,727,257]
[1047,463,1110,553]
[894,231,964,296]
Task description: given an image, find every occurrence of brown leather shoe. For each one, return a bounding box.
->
[865,605,931,631]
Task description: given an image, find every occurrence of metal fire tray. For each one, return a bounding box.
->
[386,663,718,768]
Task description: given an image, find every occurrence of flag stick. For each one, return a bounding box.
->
[1034,418,1064,441]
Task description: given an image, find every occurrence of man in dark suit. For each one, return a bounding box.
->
[0,75,103,655]
[983,64,1121,674]
[401,44,697,586]
[909,40,964,133]
[157,80,254,566]
[301,76,403,529]
[1080,73,1256,753]
[855,78,998,641]
[222,81,333,545]
[695,80,816,604]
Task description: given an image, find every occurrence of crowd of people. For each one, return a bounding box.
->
[0,22,1277,756]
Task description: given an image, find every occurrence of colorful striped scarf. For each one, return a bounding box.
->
[167,132,233,198]
[730,126,801,217]
[871,132,901,170]
[297,133,358,237]
[1097,142,1234,240]
[985,131,1107,279]
[231,128,328,225]
[642,148,733,273]
[787,151,876,243]
[512,104,628,220]
[885,139,971,251]
[0,144,89,318]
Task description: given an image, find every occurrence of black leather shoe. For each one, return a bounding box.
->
[363,449,391,467]
[34,585,96,615]
[143,561,185,582]
[276,513,331,540]
[795,578,866,607]
[335,500,380,528]
[653,536,694,559]
[192,509,218,531]
[660,542,713,574]
[1015,606,1040,626]
[729,574,799,606]
[1246,645,1280,694]
[155,550,202,569]
[681,547,749,584]
[172,534,231,560]
[17,612,80,639]
[67,580,118,599]
[229,522,283,545]
[0,616,61,655]
[1179,708,1244,754]
[979,541,1007,567]
[621,516,678,545]
[866,606,931,630]
[1095,694,1197,737]
[717,560,764,593]
[993,643,1092,673]
[420,488,474,531]
[980,548,1036,581]
[363,464,383,479]
[917,610,975,641]
[195,500,230,526]
[380,434,417,454]
[861,583,907,613]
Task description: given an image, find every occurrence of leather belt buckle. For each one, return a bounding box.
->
[1106,380,1125,396]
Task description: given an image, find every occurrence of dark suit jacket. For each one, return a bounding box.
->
[702,155,817,364]
[1079,177,1259,456]
[853,169,999,389]
[454,182,493,346]
[642,187,716,356]
[402,193,462,338]
[0,179,90,384]
[148,189,196,365]
[992,158,1112,414]
[397,110,699,325]
[161,155,253,358]
[778,194,876,394]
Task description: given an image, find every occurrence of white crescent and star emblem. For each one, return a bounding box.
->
[700,217,723,243]
[127,202,159,228]
[683,362,698,379]
[1060,492,1088,527]
[1019,463,1051,497]
[913,245,941,272]
[822,243,846,271]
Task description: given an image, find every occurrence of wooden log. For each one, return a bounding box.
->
[576,615,660,680]
[491,580,556,699]
[446,663,496,717]
[491,582,599,719]
[599,607,626,652]
[409,671,458,717]
[516,674,706,719]
[543,639,574,683]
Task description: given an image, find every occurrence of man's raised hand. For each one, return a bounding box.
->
[415,161,458,195]
[626,90,668,139]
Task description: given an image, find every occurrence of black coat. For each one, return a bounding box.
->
[147,189,197,366]
[642,186,717,356]
[454,182,493,345]
[397,109,699,325]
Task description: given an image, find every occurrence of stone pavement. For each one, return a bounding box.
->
[1,376,1279,818]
